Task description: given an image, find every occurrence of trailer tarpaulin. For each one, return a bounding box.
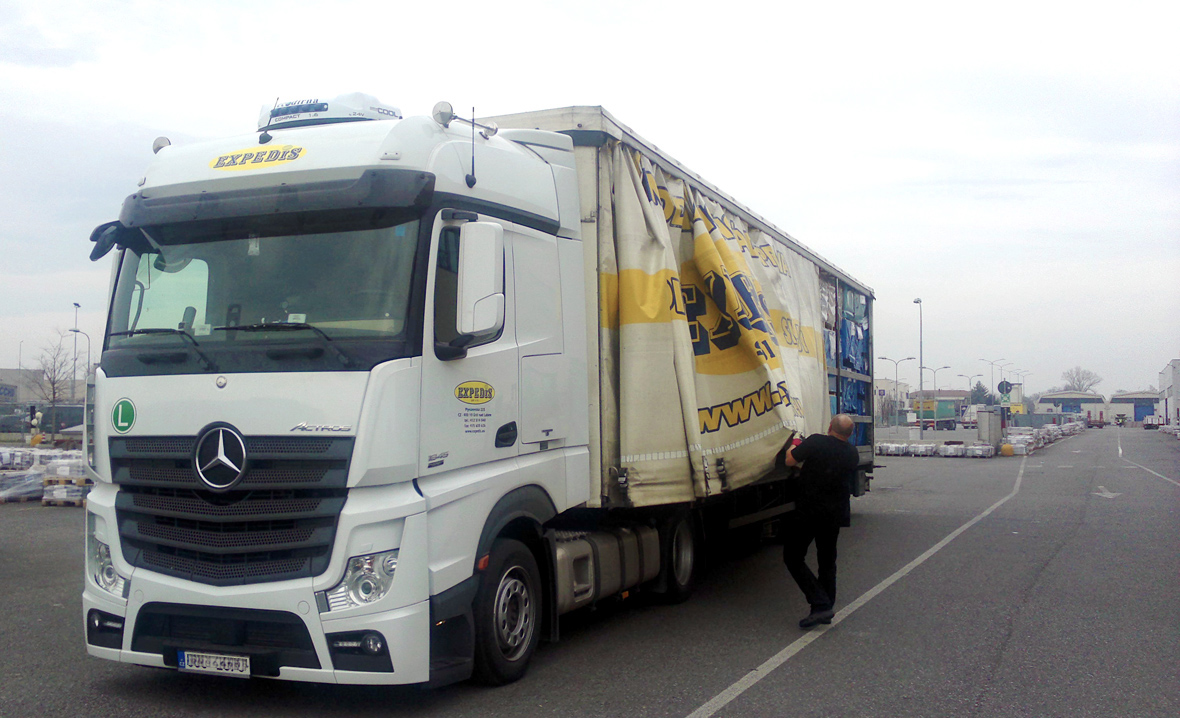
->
[599,144,827,506]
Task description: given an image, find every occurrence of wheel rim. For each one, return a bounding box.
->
[672,519,694,587]
[494,567,535,661]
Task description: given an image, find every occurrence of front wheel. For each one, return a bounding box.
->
[472,538,541,685]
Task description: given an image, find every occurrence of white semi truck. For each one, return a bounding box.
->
[82,94,875,686]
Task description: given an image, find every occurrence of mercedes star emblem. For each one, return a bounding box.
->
[194,425,248,490]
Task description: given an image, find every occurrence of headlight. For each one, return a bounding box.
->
[319,550,398,612]
[87,520,129,598]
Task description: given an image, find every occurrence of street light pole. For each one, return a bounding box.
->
[879,355,916,427]
[980,358,1005,404]
[72,302,80,402]
[914,298,924,439]
[959,373,982,395]
[922,364,951,391]
[70,329,92,384]
[998,362,1014,383]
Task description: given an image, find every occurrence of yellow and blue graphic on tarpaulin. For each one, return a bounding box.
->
[598,145,827,505]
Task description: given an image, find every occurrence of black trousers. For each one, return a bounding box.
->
[783,512,840,611]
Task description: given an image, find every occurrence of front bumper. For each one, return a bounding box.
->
[83,487,432,685]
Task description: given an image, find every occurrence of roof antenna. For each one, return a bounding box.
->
[465,106,477,188]
[430,102,497,189]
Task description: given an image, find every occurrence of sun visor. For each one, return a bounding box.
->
[119,168,434,229]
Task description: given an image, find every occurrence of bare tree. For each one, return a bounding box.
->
[29,332,72,440]
[1061,366,1102,393]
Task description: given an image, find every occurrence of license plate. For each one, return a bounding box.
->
[177,650,250,678]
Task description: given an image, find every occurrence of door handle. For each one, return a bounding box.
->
[495,422,517,448]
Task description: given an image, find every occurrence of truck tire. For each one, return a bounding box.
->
[657,512,697,604]
[472,538,541,685]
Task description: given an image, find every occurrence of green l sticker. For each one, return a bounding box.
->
[112,398,136,434]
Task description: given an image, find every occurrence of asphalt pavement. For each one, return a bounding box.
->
[1,427,1177,717]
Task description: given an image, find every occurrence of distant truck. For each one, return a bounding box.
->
[959,404,985,429]
[80,97,876,687]
[915,399,958,430]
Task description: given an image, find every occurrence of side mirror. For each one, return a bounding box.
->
[456,221,505,337]
[89,221,149,261]
[89,222,121,261]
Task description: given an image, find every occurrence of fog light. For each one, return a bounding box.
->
[361,632,385,656]
[86,609,125,649]
[325,630,393,672]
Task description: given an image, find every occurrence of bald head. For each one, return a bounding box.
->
[829,414,854,440]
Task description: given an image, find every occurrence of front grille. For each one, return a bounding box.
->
[125,437,195,455]
[137,520,318,550]
[132,602,320,675]
[128,462,330,486]
[111,434,352,586]
[142,550,312,582]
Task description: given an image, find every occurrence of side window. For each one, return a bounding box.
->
[434,226,461,345]
[130,254,210,332]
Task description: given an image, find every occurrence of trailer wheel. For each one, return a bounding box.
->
[472,538,541,685]
[658,513,697,604]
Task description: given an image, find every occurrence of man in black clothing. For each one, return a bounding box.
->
[783,413,860,628]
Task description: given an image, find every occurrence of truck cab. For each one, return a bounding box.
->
[83,94,591,686]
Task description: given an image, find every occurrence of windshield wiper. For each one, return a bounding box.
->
[109,328,219,371]
[213,323,353,367]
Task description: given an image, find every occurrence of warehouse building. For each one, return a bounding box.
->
[1161,360,1180,426]
[1109,391,1159,424]
[1035,391,1109,422]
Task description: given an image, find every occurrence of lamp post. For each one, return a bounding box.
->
[72,302,80,402]
[979,358,1006,404]
[922,365,951,391]
[17,340,24,405]
[879,355,916,427]
[998,362,1014,383]
[959,373,982,394]
[69,329,91,383]
[914,298,924,438]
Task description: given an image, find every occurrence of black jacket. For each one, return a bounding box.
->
[790,433,859,527]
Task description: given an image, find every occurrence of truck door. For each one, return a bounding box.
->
[419,211,520,476]
[512,225,568,453]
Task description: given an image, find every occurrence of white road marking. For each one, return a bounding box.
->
[685,457,1029,718]
[1117,431,1123,457]
[1057,466,1074,469]
[1123,459,1180,488]
[1092,486,1121,499]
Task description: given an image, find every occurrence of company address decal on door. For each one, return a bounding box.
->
[455,381,494,437]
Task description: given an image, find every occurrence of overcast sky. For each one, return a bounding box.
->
[1,0,1176,396]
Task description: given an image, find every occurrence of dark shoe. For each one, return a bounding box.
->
[798,608,834,628]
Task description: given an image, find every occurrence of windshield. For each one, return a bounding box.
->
[104,217,423,373]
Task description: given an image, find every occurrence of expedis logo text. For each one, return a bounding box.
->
[210,146,305,171]
[455,381,495,405]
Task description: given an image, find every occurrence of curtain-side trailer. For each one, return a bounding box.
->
[81,96,874,687]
